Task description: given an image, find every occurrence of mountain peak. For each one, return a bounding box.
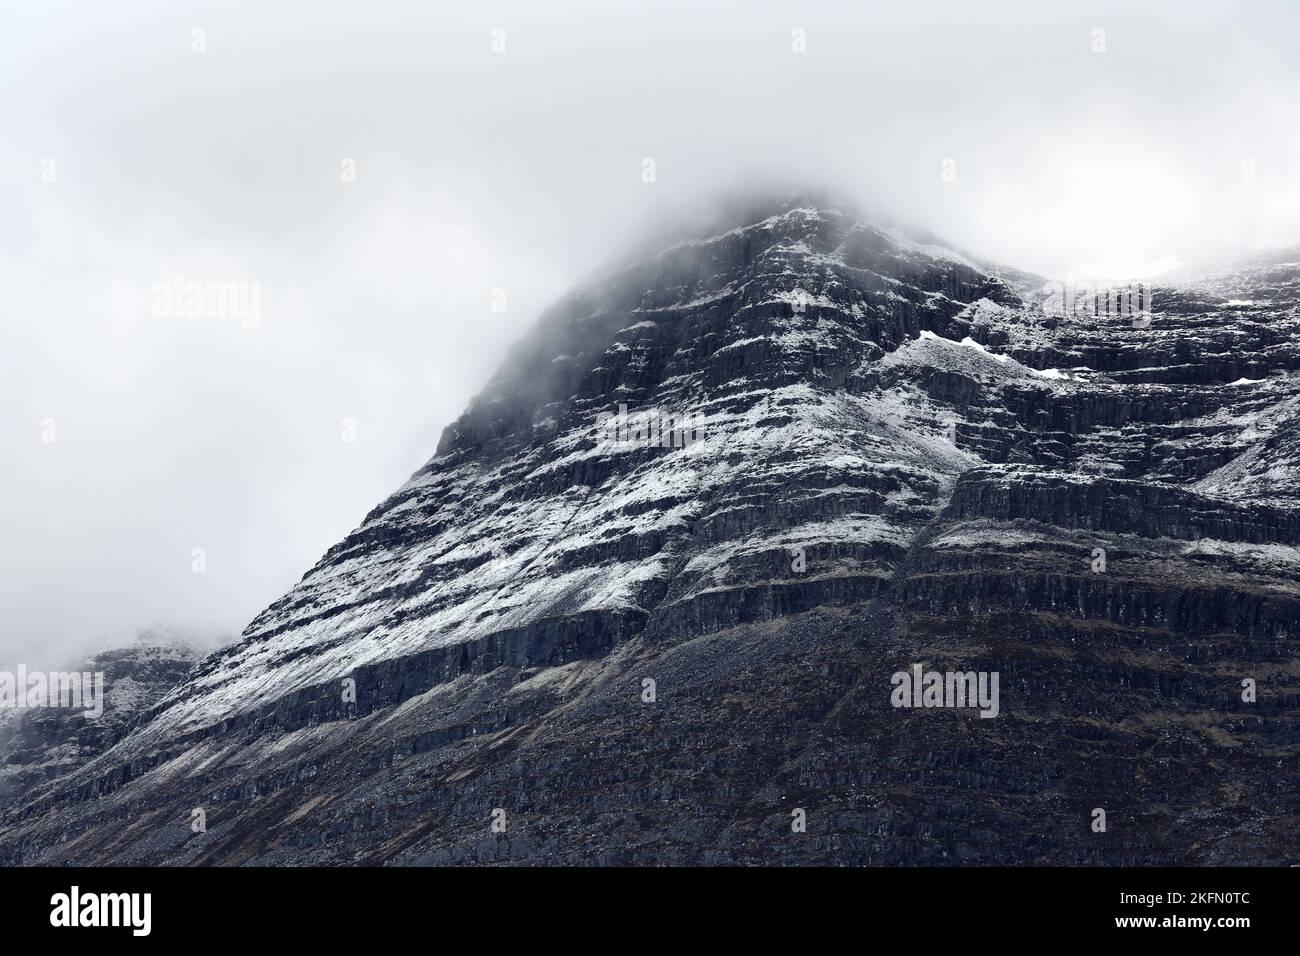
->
[4,201,1300,866]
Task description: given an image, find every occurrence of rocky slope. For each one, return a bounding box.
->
[0,632,202,804]
[1,194,1297,864]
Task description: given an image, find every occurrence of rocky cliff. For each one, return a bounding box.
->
[1,194,1296,864]
[0,632,201,805]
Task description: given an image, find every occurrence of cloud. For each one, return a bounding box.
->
[2,0,1298,667]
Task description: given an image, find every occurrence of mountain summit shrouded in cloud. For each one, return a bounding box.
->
[2,197,1296,865]
[5,1,1300,674]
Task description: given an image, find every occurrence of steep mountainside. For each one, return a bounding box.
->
[2,195,1297,864]
[0,633,201,804]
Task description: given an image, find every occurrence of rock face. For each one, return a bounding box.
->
[1,194,1297,865]
[0,633,201,805]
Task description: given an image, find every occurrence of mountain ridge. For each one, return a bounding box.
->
[3,195,1297,864]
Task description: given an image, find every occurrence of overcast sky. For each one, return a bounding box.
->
[2,0,1298,670]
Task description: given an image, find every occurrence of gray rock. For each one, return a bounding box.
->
[2,193,1297,865]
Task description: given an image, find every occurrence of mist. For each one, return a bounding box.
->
[2,0,1298,670]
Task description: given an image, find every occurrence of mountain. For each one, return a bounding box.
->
[2,194,1297,864]
[0,630,203,804]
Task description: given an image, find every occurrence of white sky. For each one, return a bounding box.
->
[2,0,1298,668]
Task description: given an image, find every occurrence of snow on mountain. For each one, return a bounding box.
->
[3,194,1298,865]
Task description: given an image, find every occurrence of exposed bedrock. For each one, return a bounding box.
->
[3,196,1298,865]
